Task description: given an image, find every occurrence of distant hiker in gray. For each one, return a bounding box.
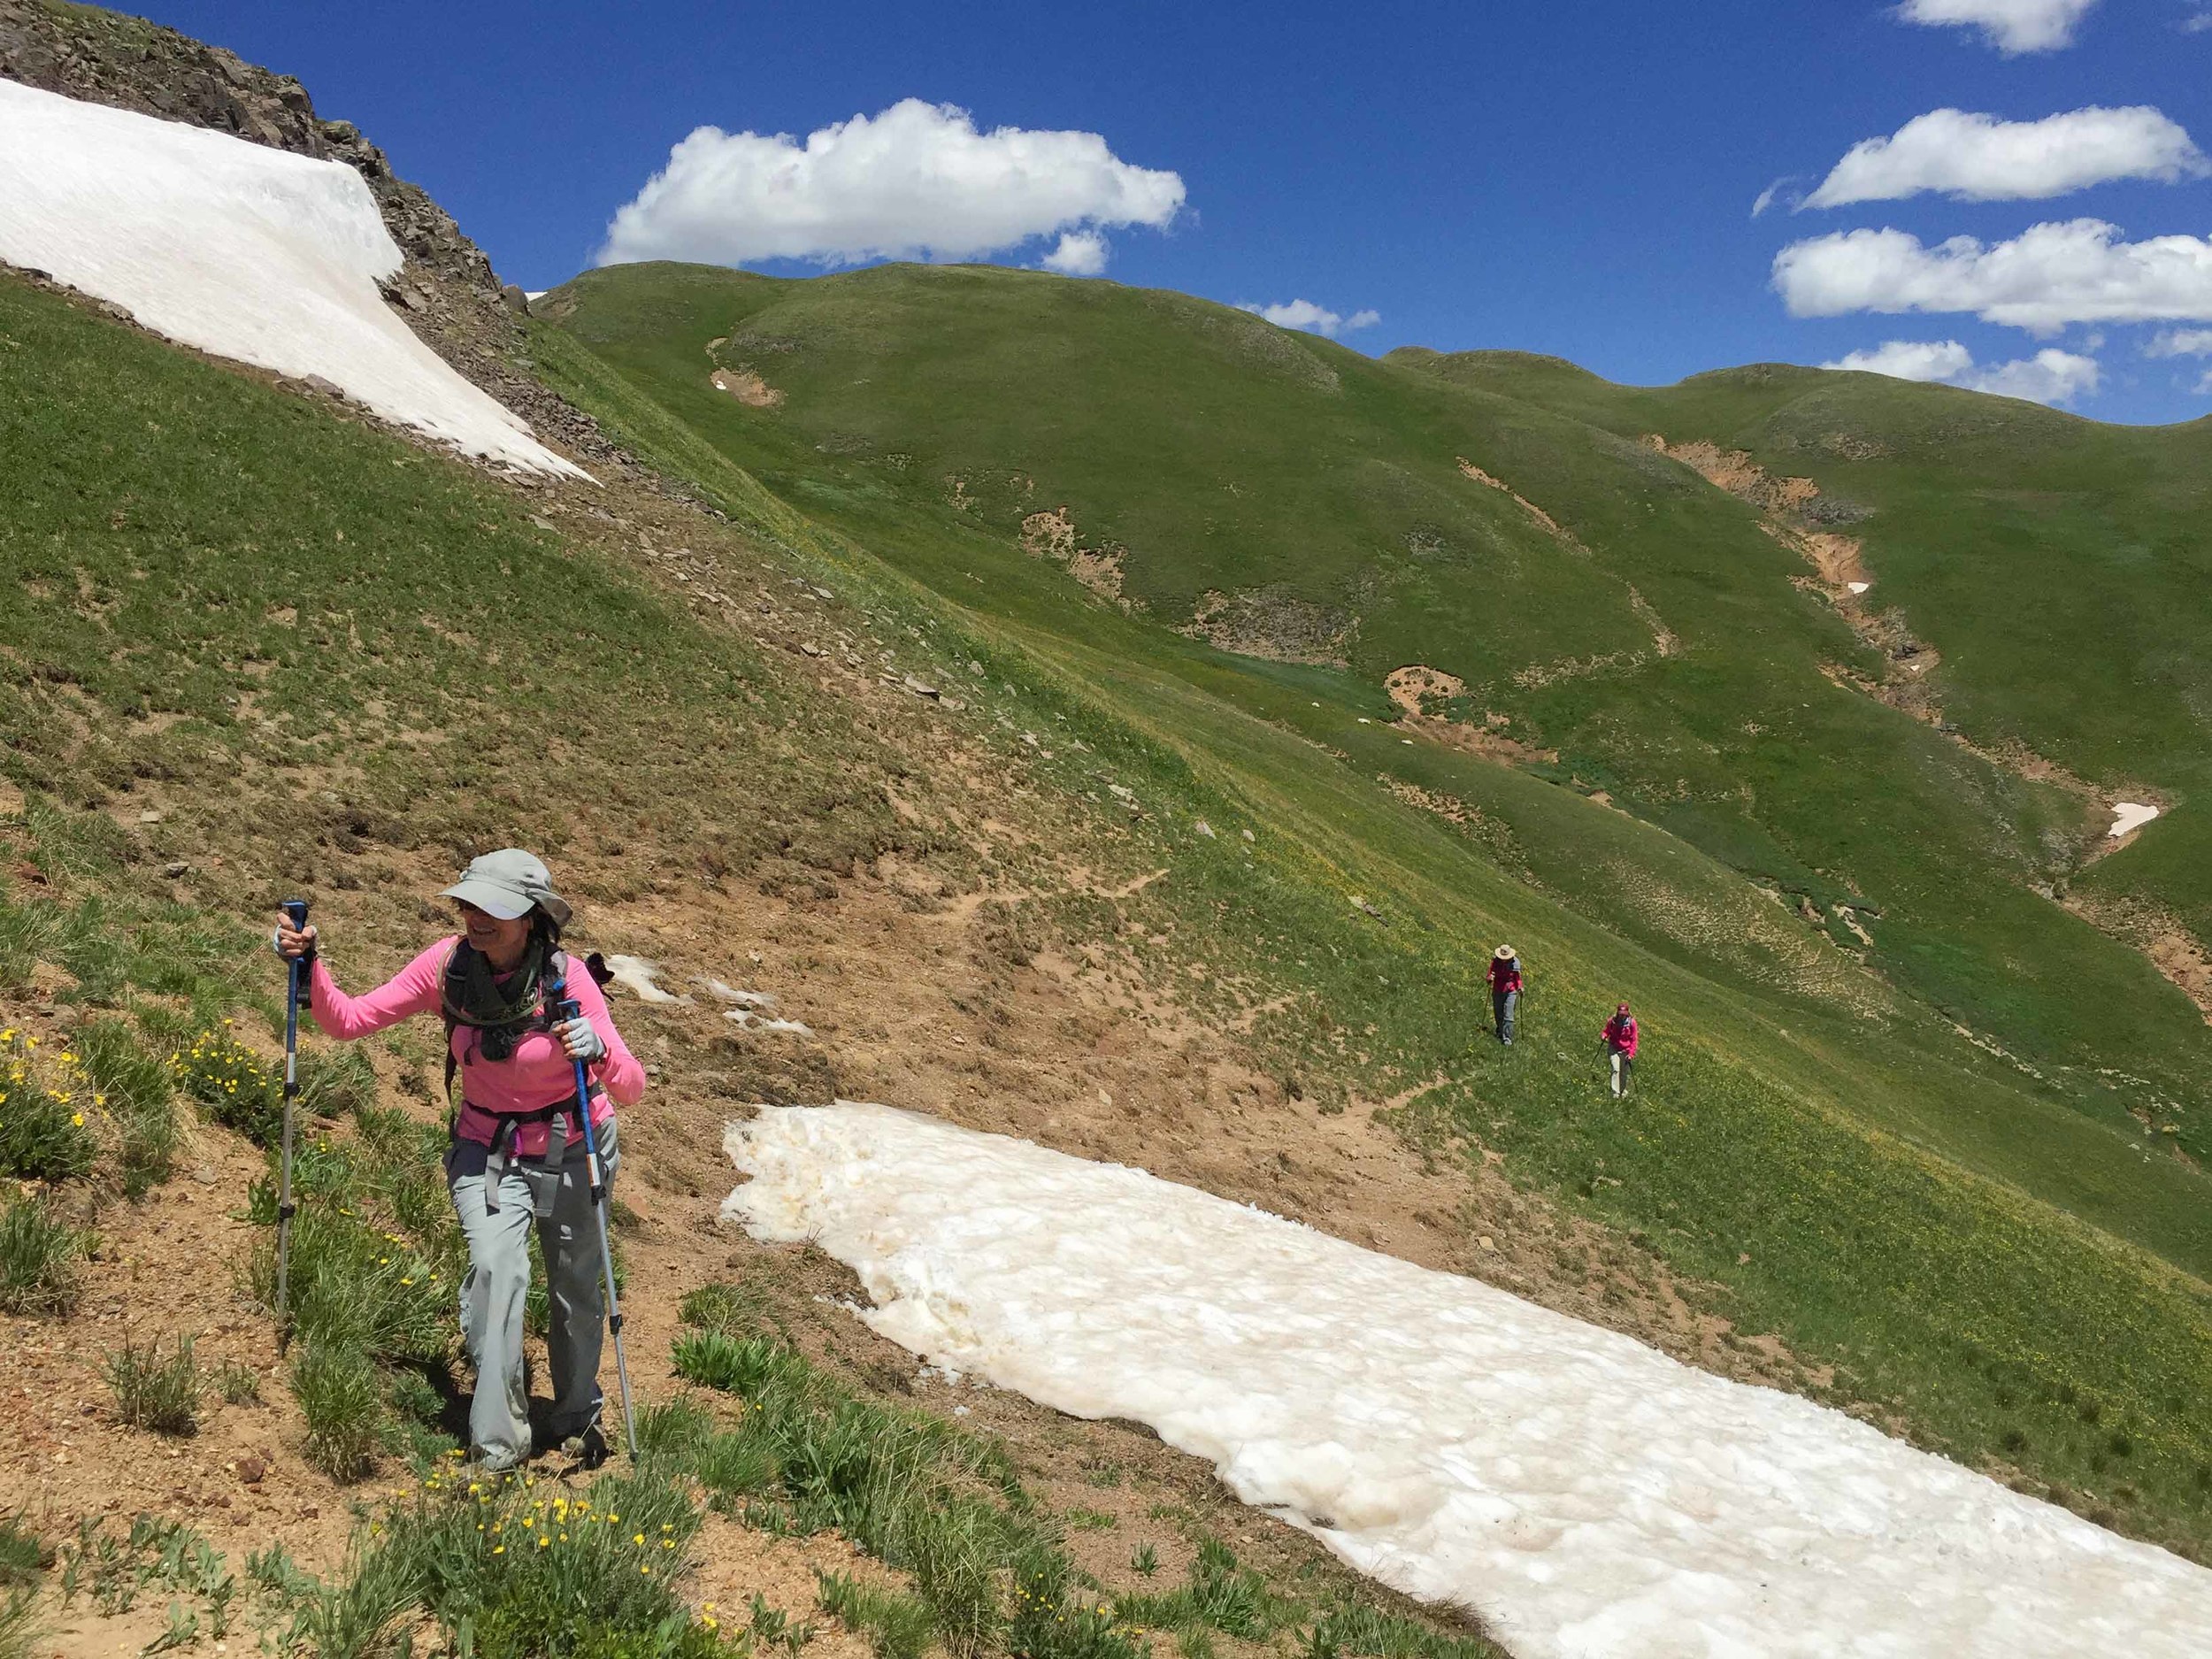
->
[275,850,646,1470]
[1488,947,1523,1045]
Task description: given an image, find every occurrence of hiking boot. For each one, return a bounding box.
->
[562,1424,611,1471]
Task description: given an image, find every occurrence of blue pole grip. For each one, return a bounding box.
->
[550,981,612,1202]
[281,899,311,1008]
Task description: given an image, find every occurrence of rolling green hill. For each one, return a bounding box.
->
[518,260,2212,1552]
[536,261,2208,1126]
[1394,347,2212,999]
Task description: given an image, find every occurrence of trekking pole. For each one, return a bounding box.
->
[274,898,309,1340]
[551,979,637,1458]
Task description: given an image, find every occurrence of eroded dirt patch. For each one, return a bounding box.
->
[710,366,783,408]
[1384,666,1559,764]
[2059,889,2212,1025]
[1455,457,1586,551]
[1181,588,1354,665]
[1021,506,1132,608]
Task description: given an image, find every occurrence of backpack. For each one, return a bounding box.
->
[439,935,613,1106]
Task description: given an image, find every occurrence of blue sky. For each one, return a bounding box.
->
[140,0,2212,423]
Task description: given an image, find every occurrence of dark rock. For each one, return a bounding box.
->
[500,283,528,314]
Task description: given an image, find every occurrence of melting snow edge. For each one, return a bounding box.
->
[723,1102,2212,1659]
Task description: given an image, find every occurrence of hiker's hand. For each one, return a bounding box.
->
[556,1018,606,1064]
[273,912,319,962]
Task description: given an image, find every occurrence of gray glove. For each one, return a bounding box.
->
[556,1017,606,1064]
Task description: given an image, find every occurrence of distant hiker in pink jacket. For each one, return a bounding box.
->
[1487,946,1524,1046]
[1603,1002,1639,1096]
[274,849,644,1471]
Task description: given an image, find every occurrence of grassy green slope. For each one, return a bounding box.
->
[1394,349,2212,969]
[9,254,2203,1557]
[538,261,2208,1136]
[519,266,2212,1551]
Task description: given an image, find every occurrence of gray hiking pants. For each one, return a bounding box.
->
[1609,1051,1632,1097]
[1493,989,1517,1042]
[447,1120,618,1468]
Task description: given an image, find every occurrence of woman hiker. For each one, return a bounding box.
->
[1487,946,1523,1045]
[1603,1001,1640,1096]
[273,849,645,1471]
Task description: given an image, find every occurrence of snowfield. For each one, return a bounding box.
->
[726,1103,2212,1659]
[2109,802,2160,838]
[0,81,583,478]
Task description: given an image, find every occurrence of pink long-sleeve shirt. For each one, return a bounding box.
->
[309,938,645,1155]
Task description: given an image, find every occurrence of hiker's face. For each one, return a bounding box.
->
[457,901,531,964]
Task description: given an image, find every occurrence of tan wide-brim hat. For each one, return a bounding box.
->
[1494,945,1517,961]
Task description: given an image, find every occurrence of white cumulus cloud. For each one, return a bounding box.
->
[1774,219,2212,334]
[2146,326,2212,355]
[1823,338,2101,404]
[598,98,1185,270]
[1804,107,2205,208]
[1040,229,1110,276]
[1824,339,1977,380]
[1893,0,2100,54]
[1237,299,1379,337]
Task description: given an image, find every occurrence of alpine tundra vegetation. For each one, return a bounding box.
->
[3,0,2211,1655]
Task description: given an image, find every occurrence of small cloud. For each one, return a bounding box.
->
[1751,177,1801,218]
[1041,229,1110,276]
[2146,326,2212,356]
[598,98,1184,268]
[1801,106,2206,209]
[1773,219,2212,334]
[1893,0,2101,54]
[1824,339,1976,380]
[2183,10,2212,32]
[1238,299,1380,337]
[1823,337,2101,404]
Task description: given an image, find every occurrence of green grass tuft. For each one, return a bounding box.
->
[0,1591,37,1659]
[297,1044,379,1124]
[671,1328,814,1401]
[77,1017,179,1197]
[816,1571,934,1659]
[104,1333,204,1435]
[292,1345,382,1483]
[0,1514,43,1588]
[338,1465,723,1659]
[0,1194,85,1314]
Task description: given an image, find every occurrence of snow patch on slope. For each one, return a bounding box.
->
[0,81,582,478]
[726,1103,2212,1659]
[2108,802,2160,838]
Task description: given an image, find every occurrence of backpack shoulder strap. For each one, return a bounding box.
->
[441,937,471,1105]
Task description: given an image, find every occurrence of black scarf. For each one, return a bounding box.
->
[442,931,553,1063]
